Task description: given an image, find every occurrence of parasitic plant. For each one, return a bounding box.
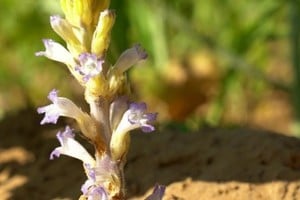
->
[36,0,165,199]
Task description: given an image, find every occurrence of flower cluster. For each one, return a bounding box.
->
[36,0,164,199]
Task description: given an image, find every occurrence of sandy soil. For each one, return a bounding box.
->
[1,109,300,200]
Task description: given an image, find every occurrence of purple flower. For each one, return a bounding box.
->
[113,44,148,73]
[88,186,108,200]
[81,183,108,200]
[50,126,95,165]
[75,53,104,82]
[110,102,157,160]
[114,102,157,134]
[145,185,165,200]
[37,89,60,124]
[127,102,157,133]
[81,155,117,200]
[35,39,74,66]
[37,89,85,125]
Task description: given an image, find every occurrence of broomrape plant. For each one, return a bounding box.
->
[36,0,165,199]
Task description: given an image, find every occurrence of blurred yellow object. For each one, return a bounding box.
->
[60,0,110,28]
[91,10,115,58]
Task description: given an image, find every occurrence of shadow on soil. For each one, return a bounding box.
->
[1,109,300,199]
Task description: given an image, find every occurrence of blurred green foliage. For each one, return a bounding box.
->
[0,0,298,133]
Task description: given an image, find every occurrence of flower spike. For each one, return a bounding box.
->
[37,0,162,198]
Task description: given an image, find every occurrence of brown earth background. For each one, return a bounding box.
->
[1,109,300,200]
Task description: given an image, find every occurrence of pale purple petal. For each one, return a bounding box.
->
[113,44,148,73]
[112,102,157,145]
[37,104,60,124]
[127,102,157,133]
[48,89,58,102]
[88,186,108,200]
[81,156,115,200]
[37,89,87,125]
[57,126,75,143]
[49,126,95,164]
[81,179,95,195]
[50,15,62,28]
[84,163,96,181]
[37,89,60,124]
[50,126,75,160]
[145,185,165,200]
[94,155,119,183]
[35,39,74,65]
[49,149,61,160]
[75,53,103,82]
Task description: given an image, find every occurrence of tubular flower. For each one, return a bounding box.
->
[81,164,109,200]
[38,89,86,124]
[37,89,99,142]
[35,39,75,66]
[112,44,148,74]
[50,126,114,199]
[110,102,157,161]
[106,44,148,98]
[81,155,121,199]
[37,89,91,124]
[115,102,157,134]
[50,126,95,165]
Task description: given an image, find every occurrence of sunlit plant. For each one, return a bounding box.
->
[36,0,165,199]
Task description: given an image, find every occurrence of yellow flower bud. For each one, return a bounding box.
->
[60,0,110,28]
[91,10,116,57]
[110,132,130,161]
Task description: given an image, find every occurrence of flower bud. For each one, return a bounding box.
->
[91,10,116,57]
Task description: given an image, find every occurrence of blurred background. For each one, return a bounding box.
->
[0,0,299,135]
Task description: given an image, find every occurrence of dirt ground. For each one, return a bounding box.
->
[1,109,300,200]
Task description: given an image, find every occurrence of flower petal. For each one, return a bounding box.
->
[88,186,108,200]
[109,96,129,131]
[37,89,86,124]
[113,44,148,73]
[123,102,157,133]
[75,53,104,82]
[145,185,165,200]
[35,39,74,65]
[50,15,80,46]
[50,126,95,165]
[112,102,157,138]
[37,104,60,124]
[81,180,109,200]
[110,102,157,160]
